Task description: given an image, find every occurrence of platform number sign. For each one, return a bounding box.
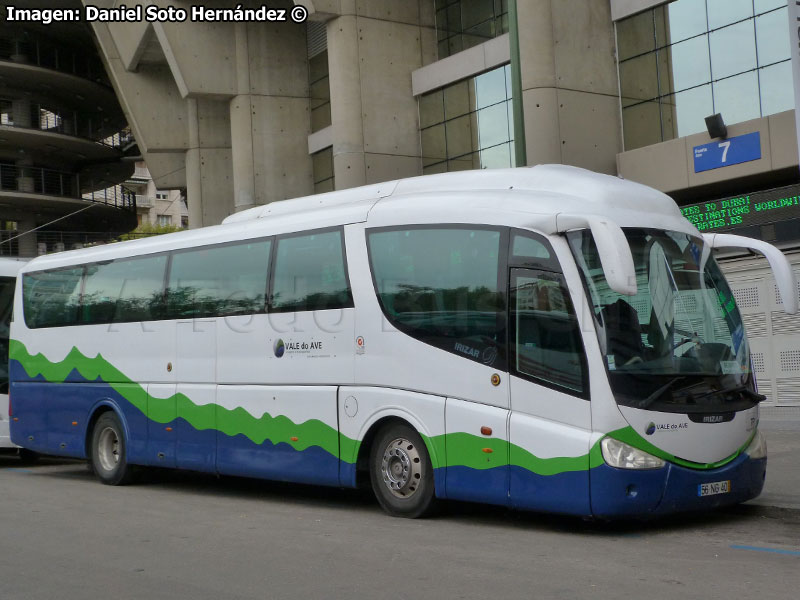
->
[693,132,761,173]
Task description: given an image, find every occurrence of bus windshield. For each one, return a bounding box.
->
[567,228,756,413]
[0,276,15,394]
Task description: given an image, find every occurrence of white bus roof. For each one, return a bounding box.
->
[21,165,692,273]
[0,258,27,277]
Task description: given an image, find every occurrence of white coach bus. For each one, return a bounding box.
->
[9,166,797,518]
[1,257,26,451]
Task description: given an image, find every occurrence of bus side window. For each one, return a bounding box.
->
[81,255,167,324]
[270,229,352,313]
[368,226,506,368]
[23,267,84,328]
[167,240,271,318]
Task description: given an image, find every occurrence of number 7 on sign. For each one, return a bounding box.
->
[719,140,731,163]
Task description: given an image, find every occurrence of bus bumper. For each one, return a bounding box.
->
[590,453,766,518]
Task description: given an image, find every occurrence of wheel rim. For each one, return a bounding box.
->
[380,437,423,499]
[97,426,120,473]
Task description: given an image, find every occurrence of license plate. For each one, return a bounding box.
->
[698,480,731,497]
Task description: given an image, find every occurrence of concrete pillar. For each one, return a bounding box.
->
[327,15,367,189]
[517,0,621,174]
[15,159,35,193]
[230,23,257,214]
[15,219,37,258]
[230,19,313,211]
[326,4,429,189]
[11,98,32,128]
[10,36,30,64]
[186,98,233,227]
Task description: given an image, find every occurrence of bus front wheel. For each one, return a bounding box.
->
[90,412,134,485]
[369,423,437,518]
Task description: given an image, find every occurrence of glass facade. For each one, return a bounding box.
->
[312,147,334,193]
[308,50,331,133]
[617,0,791,150]
[419,64,515,174]
[435,0,509,59]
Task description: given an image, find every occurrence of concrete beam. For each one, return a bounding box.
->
[616,111,799,194]
[144,151,187,189]
[610,0,666,21]
[90,21,190,153]
[412,34,510,96]
[153,20,237,99]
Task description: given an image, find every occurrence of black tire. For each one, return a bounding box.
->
[17,448,39,464]
[90,412,134,485]
[369,423,437,518]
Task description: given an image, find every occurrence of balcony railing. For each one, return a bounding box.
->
[0,34,111,87]
[135,194,154,208]
[82,185,135,210]
[132,166,151,180]
[2,230,158,258]
[0,162,135,210]
[0,97,124,147]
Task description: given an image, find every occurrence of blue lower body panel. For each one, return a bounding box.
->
[590,453,766,518]
[439,466,591,516]
[10,377,345,488]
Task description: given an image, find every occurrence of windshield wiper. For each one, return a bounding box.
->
[637,376,686,409]
[690,384,766,404]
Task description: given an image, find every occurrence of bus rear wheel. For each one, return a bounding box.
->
[91,412,134,485]
[369,423,436,518]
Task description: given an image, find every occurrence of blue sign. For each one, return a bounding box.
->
[693,132,761,173]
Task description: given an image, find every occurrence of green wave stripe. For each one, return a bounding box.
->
[606,425,752,470]
[439,431,603,474]
[10,340,351,461]
[11,339,608,476]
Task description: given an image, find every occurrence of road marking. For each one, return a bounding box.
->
[731,545,800,557]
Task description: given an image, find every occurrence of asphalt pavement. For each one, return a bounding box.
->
[751,424,800,511]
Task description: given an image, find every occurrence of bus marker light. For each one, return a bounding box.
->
[482,448,493,454]
[490,374,501,386]
[71,421,78,426]
[291,436,299,442]
[13,417,18,422]
[480,426,492,436]
[165,427,173,432]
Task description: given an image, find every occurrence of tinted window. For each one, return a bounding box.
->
[271,230,352,312]
[167,240,271,318]
[0,276,15,392]
[23,267,84,328]
[82,255,167,324]
[368,227,504,367]
[511,268,587,397]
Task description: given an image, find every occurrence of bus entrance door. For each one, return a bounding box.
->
[445,397,510,506]
[507,267,592,515]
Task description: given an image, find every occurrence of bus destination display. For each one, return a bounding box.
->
[681,183,800,232]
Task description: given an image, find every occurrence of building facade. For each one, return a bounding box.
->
[612,0,800,420]
[0,0,137,257]
[91,0,800,415]
[128,161,188,230]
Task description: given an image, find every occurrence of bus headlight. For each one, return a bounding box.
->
[601,437,665,470]
[744,430,767,460]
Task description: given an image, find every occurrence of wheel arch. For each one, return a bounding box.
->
[83,399,127,457]
[352,410,444,490]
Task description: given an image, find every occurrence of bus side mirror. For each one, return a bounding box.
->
[703,233,798,315]
[555,214,637,296]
